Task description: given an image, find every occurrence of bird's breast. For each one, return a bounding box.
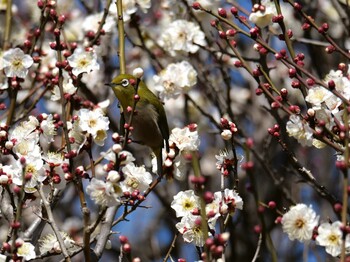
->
[124,103,163,149]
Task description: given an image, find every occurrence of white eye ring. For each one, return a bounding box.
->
[121,79,129,87]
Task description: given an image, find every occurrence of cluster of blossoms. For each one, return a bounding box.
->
[172,189,243,247]
[220,117,238,141]
[281,203,350,257]
[286,65,350,148]
[153,61,198,100]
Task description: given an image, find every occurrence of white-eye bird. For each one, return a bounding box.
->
[110,74,169,176]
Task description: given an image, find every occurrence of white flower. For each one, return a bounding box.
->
[68,120,87,153]
[51,77,77,101]
[78,108,109,146]
[39,232,76,254]
[316,221,349,257]
[169,126,200,152]
[286,114,314,146]
[158,19,206,56]
[109,0,151,22]
[13,154,44,193]
[86,178,122,207]
[82,12,116,33]
[281,203,319,242]
[120,163,152,193]
[249,0,277,28]
[215,149,237,175]
[153,61,197,100]
[0,48,33,78]
[40,114,57,143]
[0,254,6,262]
[214,189,243,214]
[305,86,332,110]
[9,116,41,157]
[171,190,200,217]
[17,242,36,261]
[176,214,213,247]
[43,152,68,167]
[67,48,100,76]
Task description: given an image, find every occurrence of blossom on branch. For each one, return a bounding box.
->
[67,48,100,76]
[0,48,33,78]
[316,221,350,257]
[153,61,197,100]
[158,19,206,56]
[281,203,319,242]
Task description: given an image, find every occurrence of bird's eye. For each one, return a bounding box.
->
[121,79,129,87]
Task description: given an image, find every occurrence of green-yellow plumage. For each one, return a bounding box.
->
[110,74,169,176]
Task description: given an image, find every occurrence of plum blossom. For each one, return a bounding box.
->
[169,126,200,152]
[249,0,277,28]
[68,48,100,76]
[39,232,76,254]
[171,190,201,218]
[153,61,197,100]
[316,221,350,257]
[120,163,152,193]
[17,242,36,261]
[176,214,213,247]
[86,178,122,206]
[0,48,33,78]
[281,204,319,242]
[77,108,109,146]
[158,19,206,56]
[286,114,314,146]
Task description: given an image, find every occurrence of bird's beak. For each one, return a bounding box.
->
[105,83,113,87]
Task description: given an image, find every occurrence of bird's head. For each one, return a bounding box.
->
[109,74,137,110]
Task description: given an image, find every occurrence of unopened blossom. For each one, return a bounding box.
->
[78,108,109,146]
[151,149,187,180]
[286,114,314,147]
[221,129,232,140]
[68,48,100,76]
[39,232,76,254]
[169,126,200,152]
[0,48,33,78]
[102,149,136,166]
[159,19,206,56]
[120,163,152,193]
[171,190,201,217]
[281,203,319,242]
[316,221,349,257]
[86,178,122,207]
[249,0,277,28]
[153,61,197,100]
[51,77,77,101]
[17,242,36,261]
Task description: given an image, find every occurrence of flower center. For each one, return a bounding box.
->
[182,199,194,210]
[294,218,305,229]
[12,58,23,69]
[328,234,339,245]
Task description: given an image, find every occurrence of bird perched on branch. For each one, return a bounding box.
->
[109,73,169,176]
